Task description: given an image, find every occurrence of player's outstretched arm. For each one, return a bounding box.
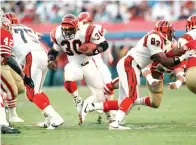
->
[152,51,194,67]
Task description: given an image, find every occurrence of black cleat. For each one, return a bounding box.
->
[1,125,21,134]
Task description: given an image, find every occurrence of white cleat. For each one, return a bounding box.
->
[9,115,24,123]
[37,113,50,128]
[79,102,95,124]
[37,118,50,128]
[119,120,126,126]
[109,120,130,130]
[47,114,64,130]
[107,115,115,124]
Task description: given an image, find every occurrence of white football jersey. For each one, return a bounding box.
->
[127,30,172,69]
[11,24,44,65]
[178,29,196,47]
[51,24,105,64]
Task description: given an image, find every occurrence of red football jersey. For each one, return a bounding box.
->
[0,28,13,58]
[185,40,196,68]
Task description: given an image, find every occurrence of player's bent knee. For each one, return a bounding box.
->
[17,82,25,94]
[186,67,196,94]
[10,69,25,94]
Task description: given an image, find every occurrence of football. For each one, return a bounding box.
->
[79,42,97,55]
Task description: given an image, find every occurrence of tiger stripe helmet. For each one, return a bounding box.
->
[154,20,174,41]
[61,14,78,40]
[186,15,196,32]
[3,13,19,24]
[78,12,92,23]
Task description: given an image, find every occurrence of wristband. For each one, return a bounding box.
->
[175,80,182,88]
[146,74,154,82]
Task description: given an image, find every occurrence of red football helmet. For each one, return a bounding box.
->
[0,17,12,33]
[61,14,78,40]
[154,20,175,41]
[3,13,19,24]
[186,15,196,32]
[78,12,92,23]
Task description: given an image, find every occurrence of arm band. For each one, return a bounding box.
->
[98,41,109,52]
[6,56,22,76]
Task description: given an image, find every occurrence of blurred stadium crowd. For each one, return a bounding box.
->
[2,0,196,24]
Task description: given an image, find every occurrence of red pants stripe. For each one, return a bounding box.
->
[24,53,32,78]
[23,53,34,100]
[124,56,137,102]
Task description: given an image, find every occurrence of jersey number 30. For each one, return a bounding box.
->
[61,40,82,56]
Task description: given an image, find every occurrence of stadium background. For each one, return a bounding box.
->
[2,0,196,86]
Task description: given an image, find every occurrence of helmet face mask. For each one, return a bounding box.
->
[61,26,76,40]
[61,14,78,40]
[167,28,175,41]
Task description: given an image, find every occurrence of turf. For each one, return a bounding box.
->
[1,86,196,145]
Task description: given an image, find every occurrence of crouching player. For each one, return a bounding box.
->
[3,13,64,129]
[0,17,33,134]
[177,15,196,94]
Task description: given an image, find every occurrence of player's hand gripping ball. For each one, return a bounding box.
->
[79,42,97,56]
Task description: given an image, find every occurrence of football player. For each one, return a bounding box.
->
[80,20,195,130]
[0,10,25,123]
[48,14,113,124]
[78,12,114,100]
[78,12,114,122]
[0,17,33,134]
[3,13,64,129]
[177,15,196,94]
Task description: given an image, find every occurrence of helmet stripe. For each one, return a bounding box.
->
[160,21,165,32]
[9,13,13,24]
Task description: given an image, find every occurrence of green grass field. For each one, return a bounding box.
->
[1,86,196,145]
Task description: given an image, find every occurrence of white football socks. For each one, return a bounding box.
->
[0,97,9,126]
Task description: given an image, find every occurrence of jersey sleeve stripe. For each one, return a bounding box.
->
[182,34,193,41]
[0,48,11,52]
[0,52,11,55]
[0,45,12,50]
[50,28,58,44]
[143,35,148,47]
[85,24,96,43]
[0,48,11,53]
